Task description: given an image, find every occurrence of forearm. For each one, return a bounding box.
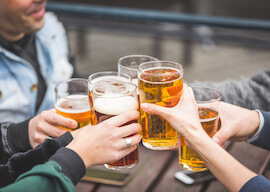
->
[188,134,256,192]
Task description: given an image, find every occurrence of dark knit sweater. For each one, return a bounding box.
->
[0,132,74,188]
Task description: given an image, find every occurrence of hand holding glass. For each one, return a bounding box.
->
[179,86,221,171]
[138,61,184,150]
[91,81,139,170]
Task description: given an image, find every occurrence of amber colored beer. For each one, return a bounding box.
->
[179,107,219,171]
[93,85,139,170]
[88,91,97,125]
[55,95,91,131]
[138,66,183,150]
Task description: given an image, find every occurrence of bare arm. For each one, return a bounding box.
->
[140,85,258,192]
[189,132,256,192]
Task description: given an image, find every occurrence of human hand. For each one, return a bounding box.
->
[140,84,207,144]
[212,102,260,145]
[66,111,141,168]
[28,109,78,148]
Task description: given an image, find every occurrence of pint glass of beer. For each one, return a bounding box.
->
[91,82,139,170]
[55,78,91,131]
[88,72,131,125]
[118,55,158,85]
[179,86,222,171]
[138,61,184,150]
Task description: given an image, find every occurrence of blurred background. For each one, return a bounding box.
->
[49,0,270,82]
[46,1,270,191]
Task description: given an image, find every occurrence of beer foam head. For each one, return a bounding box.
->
[89,76,131,91]
[94,95,138,115]
[139,67,182,84]
[55,95,90,113]
[91,76,130,84]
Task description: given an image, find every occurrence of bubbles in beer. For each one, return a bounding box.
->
[55,95,91,130]
[180,107,219,171]
[92,82,139,170]
[138,66,183,150]
[139,67,182,83]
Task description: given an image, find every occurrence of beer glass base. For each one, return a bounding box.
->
[179,162,208,172]
[104,161,138,170]
[142,141,177,150]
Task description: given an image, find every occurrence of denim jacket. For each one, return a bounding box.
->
[0,13,73,123]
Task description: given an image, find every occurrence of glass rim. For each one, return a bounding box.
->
[54,78,89,98]
[137,60,184,84]
[91,82,137,98]
[88,71,132,84]
[118,55,159,72]
[137,60,184,74]
[190,86,222,103]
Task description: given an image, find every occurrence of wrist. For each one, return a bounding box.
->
[183,126,210,148]
[66,143,92,168]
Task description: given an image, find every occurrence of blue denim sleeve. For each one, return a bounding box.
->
[240,175,270,192]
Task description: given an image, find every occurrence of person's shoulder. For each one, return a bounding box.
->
[37,12,66,38]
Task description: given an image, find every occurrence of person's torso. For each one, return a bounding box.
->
[0,13,73,123]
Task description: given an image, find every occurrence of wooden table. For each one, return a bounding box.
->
[75,141,270,192]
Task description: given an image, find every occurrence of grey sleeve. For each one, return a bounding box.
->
[191,69,270,110]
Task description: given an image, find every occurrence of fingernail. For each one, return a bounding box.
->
[213,137,221,145]
[71,122,77,127]
[140,103,148,110]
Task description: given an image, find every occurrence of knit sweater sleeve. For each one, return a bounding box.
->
[0,161,75,192]
[0,132,73,188]
[191,69,270,110]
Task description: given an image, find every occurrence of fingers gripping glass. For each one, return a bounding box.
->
[91,81,139,170]
[138,61,184,150]
[179,86,222,171]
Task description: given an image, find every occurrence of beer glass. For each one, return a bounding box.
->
[91,82,139,170]
[55,78,91,131]
[118,55,158,85]
[179,86,222,171]
[138,61,184,150]
[88,72,131,125]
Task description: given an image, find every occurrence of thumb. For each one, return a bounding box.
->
[140,103,171,120]
[212,128,230,146]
